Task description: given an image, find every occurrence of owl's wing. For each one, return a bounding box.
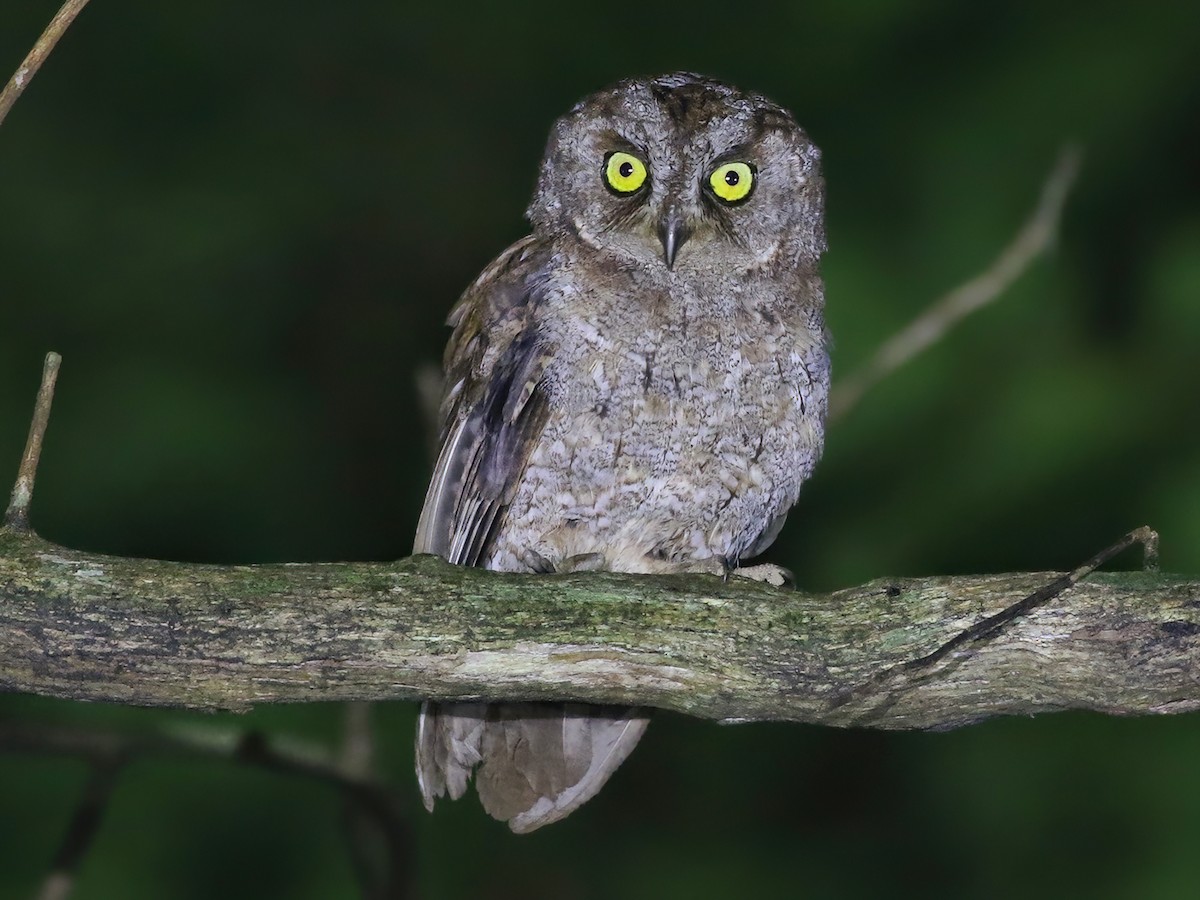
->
[412,234,552,812]
[413,236,651,831]
[412,234,551,566]
[413,237,649,832]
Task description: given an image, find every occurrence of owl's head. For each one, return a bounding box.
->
[529,73,824,274]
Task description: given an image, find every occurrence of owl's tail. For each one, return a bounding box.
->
[415,701,649,833]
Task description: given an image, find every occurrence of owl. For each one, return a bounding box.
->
[413,72,829,832]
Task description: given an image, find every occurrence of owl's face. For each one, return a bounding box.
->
[529,73,824,275]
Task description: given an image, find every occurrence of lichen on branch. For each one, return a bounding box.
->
[1,526,1196,729]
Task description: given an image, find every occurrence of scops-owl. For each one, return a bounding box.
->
[414,72,829,832]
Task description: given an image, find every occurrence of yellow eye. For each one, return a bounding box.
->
[709,161,756,204]
[604,151,648,194]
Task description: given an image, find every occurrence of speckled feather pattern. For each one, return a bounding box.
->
[413,73,829,832]
[482,247,827,574]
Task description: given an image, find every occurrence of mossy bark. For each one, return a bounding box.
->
[2,525,1197,728]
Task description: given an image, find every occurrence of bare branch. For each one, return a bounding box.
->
[414,361,444,462]
[830,526,1160,715]
[0,719,387,797]
[2,714,411,900]
[829,146,1082,422]
[338,703,416,900]
[36,756,122,900]
[1,526,1196,729]
[4,351,61,532]
[0,0,93,129]
[340,702,375,779]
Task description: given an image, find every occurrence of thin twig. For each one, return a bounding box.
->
[832,526,1160,714]
[0,720,396,815]
[4,351,62,532]
[414,362,444,463]
[829,146,1082,422]
[340,701,375,779]
[339,702,381,897]
[339,703,415,900]
[36,756,124,900]
[898,525,1158,672]
[0,0,93,130]
[8,717,416,897]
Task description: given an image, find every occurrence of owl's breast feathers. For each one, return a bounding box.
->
[415,234,828,574]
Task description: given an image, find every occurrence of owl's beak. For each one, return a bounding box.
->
[657,208,691,269]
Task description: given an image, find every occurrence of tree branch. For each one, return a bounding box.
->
[339,702,416,900]
[36,754,122,900]
[2,525,1196,730]
[0,718,407,836]
[0,0,92,130]
[829,146,1081,422]
[5,352,60,531]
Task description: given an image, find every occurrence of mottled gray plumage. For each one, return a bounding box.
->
[414,72,829,832]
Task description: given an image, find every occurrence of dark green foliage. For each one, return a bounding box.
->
[2,1,1198,897]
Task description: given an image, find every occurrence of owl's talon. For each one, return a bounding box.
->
[680,557,732,580]
[560,552,606,573]
[730,563,794,588]
[521,549,556,573]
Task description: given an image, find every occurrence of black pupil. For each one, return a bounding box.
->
[724,170,740,186]
[619,161,634,178]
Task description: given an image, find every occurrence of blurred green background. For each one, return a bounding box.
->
[2,1,1199,897]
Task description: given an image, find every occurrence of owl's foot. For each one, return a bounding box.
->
[521,549,556,573]
[678,557,729,579]
[560,552,606,573]
[678,558,792,587]
[729,563,794,588]
[520,550,606,574]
